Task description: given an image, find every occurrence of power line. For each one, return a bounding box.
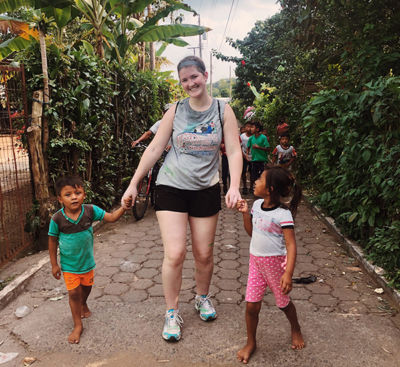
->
[218,0,236,52]
[226,0,240,38]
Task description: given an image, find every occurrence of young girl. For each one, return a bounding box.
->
[236,165,305,364]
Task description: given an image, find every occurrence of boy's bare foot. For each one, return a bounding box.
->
[237,343,256,364]
[68,325,83,344]
[291,329,305,350]
[81,304,91,318]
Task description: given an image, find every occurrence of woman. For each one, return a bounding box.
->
[121,56,242,341]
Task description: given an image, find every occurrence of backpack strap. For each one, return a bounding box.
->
[217,99,224,139]
[217,99,222,127]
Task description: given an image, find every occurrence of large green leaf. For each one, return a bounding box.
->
[42,5,72,28]
[0,35,33,59]
[0,0,34,13]
[109,0,152,16]
[132,24,211,43]
[126,18,142,30]
[34,0,73,8]
[81,39,94,56]
[163,37,188,47]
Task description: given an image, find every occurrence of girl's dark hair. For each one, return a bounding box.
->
[177,55,206,74]
[55,175,84,196]
[264,165,302,217]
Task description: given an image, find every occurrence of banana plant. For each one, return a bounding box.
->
[0,0,77,58]
[92,0,210,63]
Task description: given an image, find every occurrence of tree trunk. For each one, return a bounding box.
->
[137,42,146,71]
[149,42,155,70]
[95,30,105,58]
[38,28,49,184]
[26,90,53,250]
[148,5,155,70]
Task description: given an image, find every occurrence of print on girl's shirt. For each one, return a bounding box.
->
[176,120,219,156]
[252,213,283,238]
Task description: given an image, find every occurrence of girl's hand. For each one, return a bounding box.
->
[280,272,293,295]
[225,186,241,209]
[236,199,248,213]
[123,197,133,209]
[52,264,61,280]
[121,185,137,209]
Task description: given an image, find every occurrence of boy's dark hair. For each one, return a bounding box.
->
[177,55,206,74]
[279,132,290,139]
[264,164,302,217]
[55,175,84,196]
[253,122,263,131]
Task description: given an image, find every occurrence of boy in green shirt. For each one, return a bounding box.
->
[48,176,131,344]
[247,122,270,193]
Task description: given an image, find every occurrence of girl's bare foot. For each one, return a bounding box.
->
[68,325,83,344]
[81,304,92,318]
[237,343,256,364]
[291,329,305,350]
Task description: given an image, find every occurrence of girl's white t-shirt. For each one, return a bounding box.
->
[250,199,294,256]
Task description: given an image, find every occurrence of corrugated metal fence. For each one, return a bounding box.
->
[0,63,33,266]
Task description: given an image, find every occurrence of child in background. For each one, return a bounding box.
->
[276,118,289,137]
[240,121,253,195]
[236,165,305,364]
[247,122,270,193]
[48,176,131,344]
[272,133,297,169]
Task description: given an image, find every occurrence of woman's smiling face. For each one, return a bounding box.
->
[179,65,208,98]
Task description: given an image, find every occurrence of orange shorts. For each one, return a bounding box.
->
[63,270,94,291]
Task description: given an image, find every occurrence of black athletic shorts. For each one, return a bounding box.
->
[154,183,221,217]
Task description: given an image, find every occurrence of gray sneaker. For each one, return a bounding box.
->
[162,309,183,341]
[194,294,217,321]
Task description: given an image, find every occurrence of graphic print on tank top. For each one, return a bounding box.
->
[176,120,219,156]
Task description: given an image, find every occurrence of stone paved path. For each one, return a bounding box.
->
[0,199,399,367]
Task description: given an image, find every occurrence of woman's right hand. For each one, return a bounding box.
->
[121,184,137,209]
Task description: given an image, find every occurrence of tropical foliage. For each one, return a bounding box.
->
[218,0,400,288]
[0,0,210,63]
[20,41,170,207]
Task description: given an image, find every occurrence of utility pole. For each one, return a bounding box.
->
[188,47,197,55]
[148,5,155,70]
[198,14,202,59]
[229,65,232,98]
[209,51,213,97]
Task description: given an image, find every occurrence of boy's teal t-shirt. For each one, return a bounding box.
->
[247,134,270,162]
[48,204,105,274]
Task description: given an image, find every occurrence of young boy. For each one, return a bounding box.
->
[247,122,270,192]
[240,122,253,195]
[48,176,131,344]
[272,133,297,169]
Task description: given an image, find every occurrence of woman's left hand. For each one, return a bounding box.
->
[225,186,241,209]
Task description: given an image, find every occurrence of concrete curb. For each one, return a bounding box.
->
[0,220,105,311]
[303,197,400,311]
[0,254,49,309]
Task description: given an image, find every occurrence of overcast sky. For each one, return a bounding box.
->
[161,0,281,82]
